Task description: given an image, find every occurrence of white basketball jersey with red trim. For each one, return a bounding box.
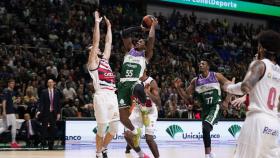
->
[142,77,156,107]
[248,59,280,117]
[88,58,116,91]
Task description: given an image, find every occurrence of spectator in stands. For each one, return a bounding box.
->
[61,100,78,119]
[166,95,180,118]
[79,103,94,117]
[46,61,58,79]
[63,81,77,102]
[23,86,38,118]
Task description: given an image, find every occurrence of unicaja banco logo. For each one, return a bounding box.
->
[166,125,184,139]
[228,124,241,138]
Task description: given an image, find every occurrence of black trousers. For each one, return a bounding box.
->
[41,112,56,149]
[25,135,40,147]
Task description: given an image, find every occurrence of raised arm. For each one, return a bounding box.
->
[103,16,112,60]
[120,26,142,52]
[144,80,161,107]
[87,11,102,70]
[174,78,196,102]
[145,18,158,61]
[224,60,265,95]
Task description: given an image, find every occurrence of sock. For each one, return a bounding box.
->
[210,152,215,158]
[96,152,102,158]
[132,129,138,135]
[137,150,144,157]
[102,147,107,151]
[205,154,210,158]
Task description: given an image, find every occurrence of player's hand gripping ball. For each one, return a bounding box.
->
[141,15,155,29]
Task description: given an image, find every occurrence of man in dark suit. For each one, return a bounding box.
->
[19,113,42,147]
[37,79,61,150]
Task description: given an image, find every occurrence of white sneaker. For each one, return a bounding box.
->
[210,153,215,158]
[205,153,215,158]
[125,153,133,158]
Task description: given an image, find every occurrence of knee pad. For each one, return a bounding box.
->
[202,121,213,133]
[97,123,107,137]
[108,121,119,135]
[132,83,146,104]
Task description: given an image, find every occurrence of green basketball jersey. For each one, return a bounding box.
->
[120,48,147,82]
[194,72,221,108]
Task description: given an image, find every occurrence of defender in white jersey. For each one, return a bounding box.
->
[224,30,280,158]
[128,69,161,158]
[87,12,119,158]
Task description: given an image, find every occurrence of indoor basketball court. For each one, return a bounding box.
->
[0,145,235,158]
[1,0,280,158]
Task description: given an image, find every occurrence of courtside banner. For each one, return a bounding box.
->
[160,0,280,17]
[66,120,245,147]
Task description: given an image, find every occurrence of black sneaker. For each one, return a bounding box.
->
[102,148,108,158]
[125,149,130,154]
[125,145,131,153]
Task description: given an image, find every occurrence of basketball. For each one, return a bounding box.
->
[142,15,155,28]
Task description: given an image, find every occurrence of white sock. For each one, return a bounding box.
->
[96,152,102,158]
[132,129,138,135]
[205,154,210,158]
[137,150,144,157]
[102,147,107,153]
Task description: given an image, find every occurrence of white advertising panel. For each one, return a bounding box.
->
[66,120,245,148]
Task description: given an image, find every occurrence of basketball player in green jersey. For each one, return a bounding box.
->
[118,18,158,158]
[174,59,232,158]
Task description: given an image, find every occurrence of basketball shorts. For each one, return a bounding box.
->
[203,104,221,126]
[234,113,280,158]
[117,81,137,109]
[129,104,158,135]
[1,114,17,129]
[93,90,120,124]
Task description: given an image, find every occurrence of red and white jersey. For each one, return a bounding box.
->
[88,58,116,92]
[248,59,280,118]
[142,77,156,108]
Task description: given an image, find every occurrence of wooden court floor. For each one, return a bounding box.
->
[0,146,235,158]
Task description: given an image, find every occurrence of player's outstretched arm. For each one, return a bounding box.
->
[88,11,102,70]
[224,60,265,95]
[103,16,112,60]
[145,80,161,107]
[120,26,142,52]
[174,78,195,102]
[145,18,158,61]
[231,95,247,108]
[216,73,234,107]
[216,72,233,90]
